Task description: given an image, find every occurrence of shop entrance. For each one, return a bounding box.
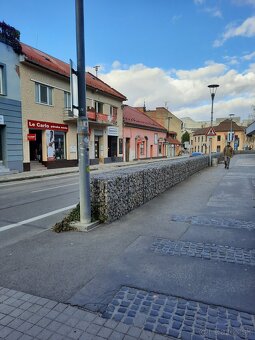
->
[108,136,117,158]
[29,130,42,161]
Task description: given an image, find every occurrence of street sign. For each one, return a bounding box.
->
[27,134,36,141]
[206,127,216,137]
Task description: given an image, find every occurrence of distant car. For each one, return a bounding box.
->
[190,152,204,157]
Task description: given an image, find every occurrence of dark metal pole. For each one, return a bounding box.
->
[75,0,91,223]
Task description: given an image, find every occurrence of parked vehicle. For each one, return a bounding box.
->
[190,152,204,157]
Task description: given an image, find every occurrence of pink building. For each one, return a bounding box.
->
[123,105,167,161]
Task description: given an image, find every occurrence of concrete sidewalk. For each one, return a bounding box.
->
[0,154,254,339]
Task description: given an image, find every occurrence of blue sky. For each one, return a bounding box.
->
[1,0,255,122]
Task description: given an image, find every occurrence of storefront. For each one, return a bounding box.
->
[24,119,75,170]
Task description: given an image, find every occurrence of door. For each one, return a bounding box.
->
[95,141,99,158]
[150,145,153,158]
[125,138,130,162]
[29,130,42,161]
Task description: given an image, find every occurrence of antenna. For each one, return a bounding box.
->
[93,65,100,77]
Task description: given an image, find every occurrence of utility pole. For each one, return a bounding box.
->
[75,0,91,223]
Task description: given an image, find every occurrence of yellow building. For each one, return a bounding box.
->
[190,119,246,153]
[20,43,126,171]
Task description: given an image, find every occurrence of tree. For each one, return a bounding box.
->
[181,131,190,144]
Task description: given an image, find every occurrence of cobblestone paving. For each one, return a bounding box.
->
[103,286,255,340]
[150,238,255,266]
[171,215,255,231]
[0,287,169,340]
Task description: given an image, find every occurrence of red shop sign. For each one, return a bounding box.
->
[27,134,36,141]
[28,120,68,132]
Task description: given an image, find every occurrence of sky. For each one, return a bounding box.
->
[1,0,255,122]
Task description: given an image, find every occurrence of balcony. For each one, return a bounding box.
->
[63,107,117,125]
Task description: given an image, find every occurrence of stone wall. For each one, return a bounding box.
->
[90,156,209,223]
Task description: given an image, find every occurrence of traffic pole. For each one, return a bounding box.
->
[75,0,91,223]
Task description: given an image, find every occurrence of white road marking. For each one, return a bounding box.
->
[32,182,78,193]
[0,204,77,232]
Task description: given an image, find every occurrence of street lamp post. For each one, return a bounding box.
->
[229,113,234,144]
[208,84,219,166]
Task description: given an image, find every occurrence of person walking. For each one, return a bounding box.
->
[223,142,234,169]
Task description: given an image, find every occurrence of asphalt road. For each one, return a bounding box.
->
[0,154,254,319]
[0,173,80,248]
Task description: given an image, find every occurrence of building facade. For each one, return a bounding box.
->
[137,106,182,157]
[190,119,246,153]
[123,106,167,161]
[0,23,23,173]
[19,43,126,171]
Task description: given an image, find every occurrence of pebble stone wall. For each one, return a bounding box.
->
[90,156,209,223]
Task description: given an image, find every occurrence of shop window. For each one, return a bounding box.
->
[54,131,66,159]
[0,64,7,96]
[64,91,71,109]
[140,142,144,155]
[95,101,104,113]
[35,82,53,105]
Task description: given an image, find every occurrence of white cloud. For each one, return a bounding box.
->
[232,0,255,7]
[214,16,255,47]
[194,0,205,5]
[242,51,255,60]
[171,15,182,24]
[99,61,255,122]
[203,7,222,18]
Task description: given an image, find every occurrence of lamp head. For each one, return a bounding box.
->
[208,84,219,99]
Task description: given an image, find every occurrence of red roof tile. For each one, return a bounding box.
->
[20,43,127,101]
[166,136,181,145]
[123,106,167,132]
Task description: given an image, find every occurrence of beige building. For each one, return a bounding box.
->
[137,106,182,157]
[20,43,126,171]
[190,119,246,154]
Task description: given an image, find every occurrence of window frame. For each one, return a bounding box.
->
[64,91,71,110]
[35,82,53,106]
[0,63,7,96]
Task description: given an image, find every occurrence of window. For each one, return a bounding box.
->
[64,91,71,109]
[35,83,53,105]
[140,142,144,155]
[154,133,158,144]
[217,135,221,141]
[198,137,200,142]
[217,146,221,152]
[0,64,6,96]
[110,106,117,121]
[95,101,103,113]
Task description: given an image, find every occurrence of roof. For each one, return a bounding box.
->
[193,119,245,136]
[214,119,245,132]
[166,136,181,145]
[123,106,167,132]
[20,43,127,101]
